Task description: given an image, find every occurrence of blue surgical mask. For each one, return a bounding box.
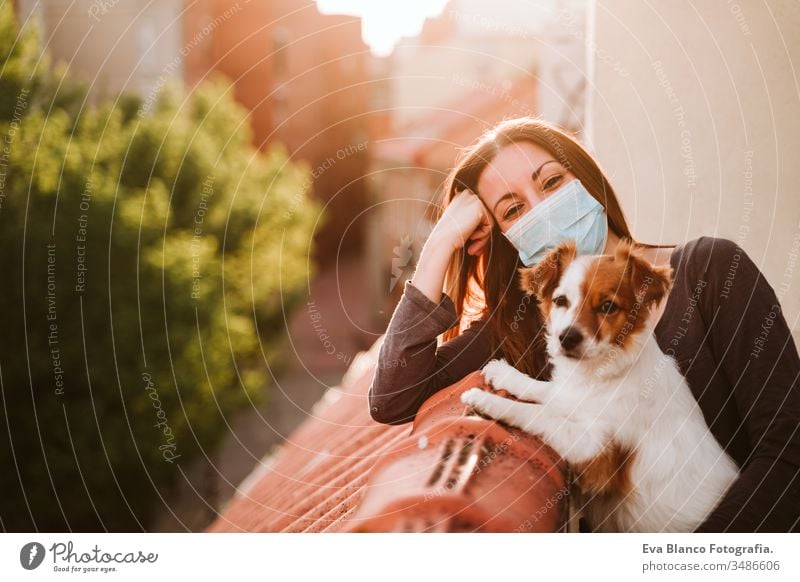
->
[502,178,608,266]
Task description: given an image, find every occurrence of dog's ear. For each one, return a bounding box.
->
[615,241,673,306]
[518,240,577,301]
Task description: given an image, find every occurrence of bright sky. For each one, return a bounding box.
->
[316,0,451,57]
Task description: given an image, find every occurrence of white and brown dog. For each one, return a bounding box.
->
[461,241,739,532]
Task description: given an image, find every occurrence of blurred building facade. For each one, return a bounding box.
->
[15,0,185,98]
[386,0,587,132]
[183,0,373,259]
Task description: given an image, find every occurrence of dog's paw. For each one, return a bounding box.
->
[481,358,516,389]
[460,387,487,408]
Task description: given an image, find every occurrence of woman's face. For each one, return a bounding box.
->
[476,141,576,232]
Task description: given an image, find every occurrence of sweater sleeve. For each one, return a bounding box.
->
[692,237,800,532]
[368,279,493,425]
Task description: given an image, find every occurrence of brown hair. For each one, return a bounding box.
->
[436,116,656,379]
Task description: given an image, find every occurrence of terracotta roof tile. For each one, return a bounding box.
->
[207,347,569,533]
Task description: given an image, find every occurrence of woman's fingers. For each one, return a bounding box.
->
[467,239,486,256]
[466,205,494,256]
[468,221,489,239]
[467,228,491,256]
[442,187,494,256]
[467,223,486,242]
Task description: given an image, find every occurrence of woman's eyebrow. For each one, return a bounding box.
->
[492,159,561,215]
[531,159,559,182]
[492,192,517,214]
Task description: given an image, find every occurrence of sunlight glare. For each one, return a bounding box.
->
[316,0,451,57]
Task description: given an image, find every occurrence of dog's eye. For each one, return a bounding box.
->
[553,295,569,308]
[598,300,619,314]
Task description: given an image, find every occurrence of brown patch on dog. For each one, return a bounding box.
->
[573,441,637,497]
[518,241,577,317]
[615,241,673,306]
[575,241,673,348]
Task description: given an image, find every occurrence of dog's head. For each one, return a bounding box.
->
[518,240,673,366]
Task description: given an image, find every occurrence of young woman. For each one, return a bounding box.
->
[368,117,800,532]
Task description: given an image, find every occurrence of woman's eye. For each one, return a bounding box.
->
[598,300,619,314]
[553,295,569,308]
[503,204,523,220]
[542,174,564,191]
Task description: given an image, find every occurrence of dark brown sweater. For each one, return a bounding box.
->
[368,236,800,532]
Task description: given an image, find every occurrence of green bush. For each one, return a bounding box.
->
[0,4,323,531]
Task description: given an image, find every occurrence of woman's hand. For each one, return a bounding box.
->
[411,190,493,303]
[431,189,494,256]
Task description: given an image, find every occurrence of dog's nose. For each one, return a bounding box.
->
[559,327,583,351]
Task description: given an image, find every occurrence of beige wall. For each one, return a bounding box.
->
[17,0,183,100]
[587,0,800,339]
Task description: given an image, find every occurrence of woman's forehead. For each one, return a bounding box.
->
[476,141,560,202]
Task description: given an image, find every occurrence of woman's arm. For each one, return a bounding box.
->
[694,237,800,532]
[368,279,492,425]
[369,190,495,425]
